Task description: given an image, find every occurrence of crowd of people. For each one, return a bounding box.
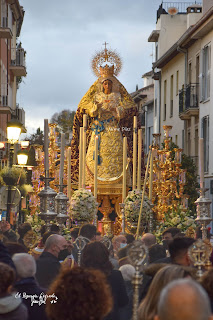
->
[0,221,213,320]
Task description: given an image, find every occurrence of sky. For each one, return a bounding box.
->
[17,0,195,136]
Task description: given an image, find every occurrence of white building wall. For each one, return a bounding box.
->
[157,14,187,58]
[160,54,185,147]
[199,30,213,174]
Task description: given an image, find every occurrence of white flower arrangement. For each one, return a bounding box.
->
[25,213,46,235]
[155,204,196,241]
[69,188,97,222]
[124,189,152,222]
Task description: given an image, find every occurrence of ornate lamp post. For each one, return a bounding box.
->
[38,119,57,229]
[6,119,22,222]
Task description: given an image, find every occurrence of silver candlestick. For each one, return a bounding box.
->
[128,240,148,320]
[55,185,69,233]
[38,171,57,230]
[195,185,212,240]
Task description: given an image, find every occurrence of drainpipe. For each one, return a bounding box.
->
[177,46,188,89]
[158,72,161,134]
[177,46,188,153]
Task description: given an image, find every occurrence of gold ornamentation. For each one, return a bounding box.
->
[23,230,38,252]
[188,239,211,277]
[91,46,122,78]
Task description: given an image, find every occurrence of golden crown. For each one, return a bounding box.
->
[91,43,122,78]
[99,65,114,78]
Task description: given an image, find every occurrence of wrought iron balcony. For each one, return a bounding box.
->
[179,83,199,120]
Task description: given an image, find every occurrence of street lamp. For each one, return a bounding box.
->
[17,149,29,166]
[7,119,23,167]
[5,119,24,222]
[7,119,22,144]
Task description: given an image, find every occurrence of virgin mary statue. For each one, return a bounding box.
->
[71,46,144,187]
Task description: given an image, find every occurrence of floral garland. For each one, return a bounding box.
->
[155,205,197,241]
[69,188,97,222]
[124,189,152,223]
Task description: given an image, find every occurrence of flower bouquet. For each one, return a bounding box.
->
[69,188,97,223]
[155,205,197,242]
[124,190,152,233]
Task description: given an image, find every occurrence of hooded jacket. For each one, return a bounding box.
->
[0,293,28,320]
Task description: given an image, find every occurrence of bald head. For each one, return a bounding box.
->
[44,234,68,258]
[155,278,213,320]
[141,233,156,248]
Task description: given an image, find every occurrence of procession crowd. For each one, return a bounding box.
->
[0,221,213,320]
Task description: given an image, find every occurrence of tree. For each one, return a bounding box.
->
[25,127,44,145]
[50,109,75,135]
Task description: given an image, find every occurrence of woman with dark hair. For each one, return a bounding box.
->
[46,266,112,320]
[82,241,128,320]
[17,223,32,249]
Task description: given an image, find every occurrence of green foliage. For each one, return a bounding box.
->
[181,153,199,215]
[51,109,75,136]
[18,184,33,197]
[0,167,26,186]
[25,128,44,146]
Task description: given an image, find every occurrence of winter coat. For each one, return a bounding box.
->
[0,293,28,320]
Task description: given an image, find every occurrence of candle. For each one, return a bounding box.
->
[78,127,83,189]
[133,116,137,190]
[59,133,65,186]
[67,147,71,199]
[44,119,49,171]
[149,149,154,201]
[199,138,204,189]
[94,135,98,199]
[122,137,127,202]
[137,129,142,190]
[82,114,87,188]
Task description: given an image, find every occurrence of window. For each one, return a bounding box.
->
[154,98,157,117]
[200,44,211,101]
[170,75,173,117]
[155,43,158,62]
[182,130,184,150]
[163,80,167,120]
[176,70,179,95]
[188,62,192,84]
[202,116,209,172]
[175,135,178,145]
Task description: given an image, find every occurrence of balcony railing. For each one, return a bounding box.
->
[179,83,199,115]
[157,2,202,20]
[11,48,26,68]
[10,48,26,77]
[0,16,12,38]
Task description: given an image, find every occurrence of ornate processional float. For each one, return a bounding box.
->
[70,44,145,235]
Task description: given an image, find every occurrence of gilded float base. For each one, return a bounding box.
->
[91,184,128,236]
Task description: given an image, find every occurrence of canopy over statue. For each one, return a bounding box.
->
[71,44,144,187]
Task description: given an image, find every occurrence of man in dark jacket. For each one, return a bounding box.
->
[35,234,68,289]
[0,240,16,270]
[13,253,48,320]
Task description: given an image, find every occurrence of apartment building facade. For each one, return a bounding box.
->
[0,0,26,156]
[148,0,213,201]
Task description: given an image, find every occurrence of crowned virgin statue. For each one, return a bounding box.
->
[71,45,144,188]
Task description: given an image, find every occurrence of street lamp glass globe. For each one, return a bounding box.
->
[17,150,28,165]
[7,119,22,144]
